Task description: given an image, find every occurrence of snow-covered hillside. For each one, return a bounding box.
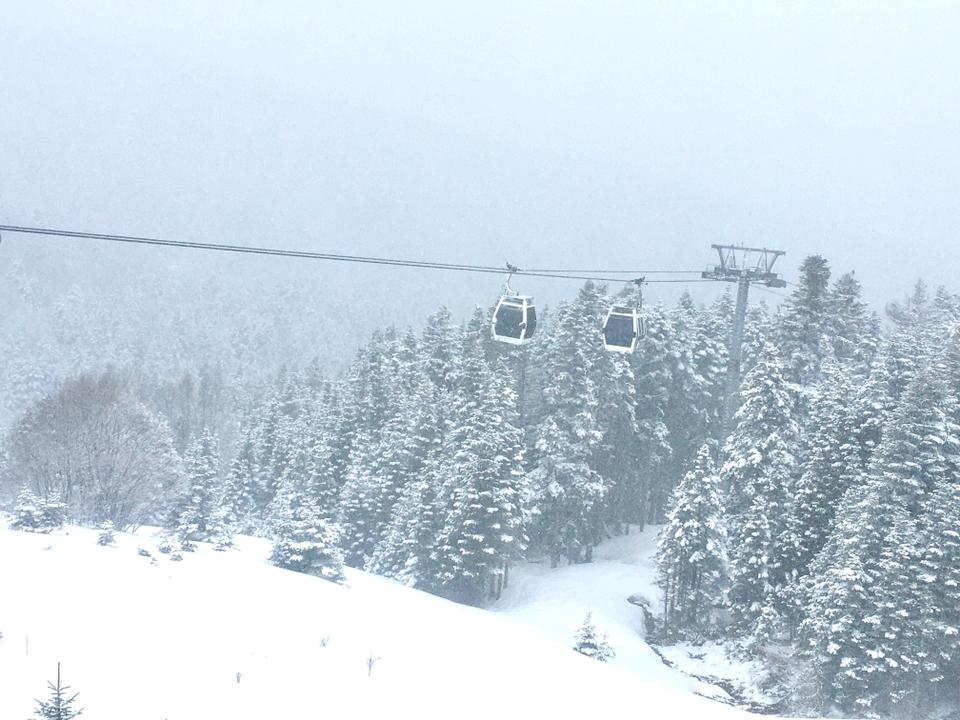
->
[1,524,770,720]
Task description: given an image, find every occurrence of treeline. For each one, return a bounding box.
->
[3,279,746,591]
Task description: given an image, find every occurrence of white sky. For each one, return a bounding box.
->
[1,1,958,314]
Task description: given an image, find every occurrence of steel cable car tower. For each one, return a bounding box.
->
[701,244,786,433]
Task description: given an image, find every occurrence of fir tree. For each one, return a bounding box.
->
[336,433,381,568]
[722,343,801,644]
[917,477,960,706]
[169,428,222,546]
[664,292,714,485]
[529,290,607,564]
[270,493,345,584]
[693,291,731,444]
[365,408,444,585]
[221,424,262,534]
[883,280,933,401]
[589,284,641,536]
[629,302,674,525]
[366,472,442,586]
[209,506,235,551]
[827,271,879,368]
[778,254,832,384]
[420,306,459,393]
[791,361,861,573]
[656,442,726,640]
[430,329,526,605]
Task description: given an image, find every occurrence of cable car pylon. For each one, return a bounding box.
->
[702,244,786,434]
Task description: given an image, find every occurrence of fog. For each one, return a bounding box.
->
[2,1,958,324]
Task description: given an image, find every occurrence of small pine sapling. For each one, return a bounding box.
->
[9,487,45,532]
[366,650,381,677]
[96,521,116,546]
[573,611,615,662]
[10,488,66,533]
[210,508,235,551]
[32,662,83,719]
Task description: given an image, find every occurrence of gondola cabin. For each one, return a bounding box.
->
[602,305,645,353]
[492,295,537,345]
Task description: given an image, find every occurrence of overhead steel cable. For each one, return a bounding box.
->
[0,223,713,284]
[522,267,703,275]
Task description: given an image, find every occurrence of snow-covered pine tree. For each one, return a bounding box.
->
[791,361,861,574]
[96,520,116,546]
[628,301,674,526]
[221,423,261,534]
[9,486,66,533]
[270,492,345,584]
[800,363,960,715]
[917,476,960,709]
[827,271,879,369]
[209,506,235,551]
[266,410,340,524]
[365,404,444,584]
[570,282,641,537]
[777,254,832,385]
[722,342,801,645]
[336,327,434,567]
[32,663,83,719]
[930,286,960,348]
[246,372,308,523]
[335,432,380,568]
[429,321,526,605]
[693,291,731,446]
[420,306,458,393]
[940,324,960,429]
[39,495,67,532]
[594,345,641,535]
[800,481,915,715]
[529,293,606,566]
[10,486,45,532]
[366,471,442,586]
[739,300,774,384]
[656,442,726,640]
[169,427,222,547]
[340,390,435,567]
[573,611,615,662]
[663,292,714,486]
[883,280,933,401]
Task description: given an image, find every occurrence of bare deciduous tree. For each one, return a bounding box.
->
[2,372,183,530]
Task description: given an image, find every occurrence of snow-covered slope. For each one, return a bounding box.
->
[495,530,725,697]
[1,523,768,719]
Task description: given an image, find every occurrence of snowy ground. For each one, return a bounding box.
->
[495,529,778,711]
[1,522,781,719]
